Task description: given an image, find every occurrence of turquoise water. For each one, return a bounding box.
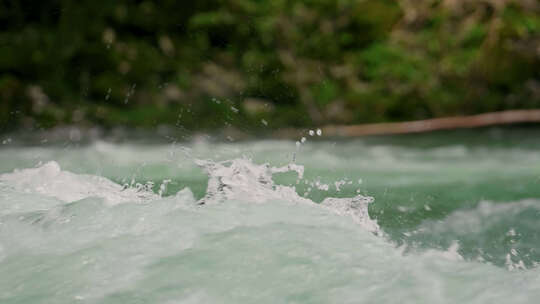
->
[0,127,539,303]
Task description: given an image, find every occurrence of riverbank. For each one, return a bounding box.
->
[3,110,540,145]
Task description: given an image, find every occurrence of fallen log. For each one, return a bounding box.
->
[321,109,540,137]
[272,109,540,138]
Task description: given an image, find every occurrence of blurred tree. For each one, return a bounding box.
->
[0,0,538,132]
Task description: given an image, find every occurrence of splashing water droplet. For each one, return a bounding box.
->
[124,84,136,104]
[158,179,171,197]
[105,88,111,100]
[193,158,379,233]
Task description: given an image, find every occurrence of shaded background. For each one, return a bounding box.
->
[1,0,539,133]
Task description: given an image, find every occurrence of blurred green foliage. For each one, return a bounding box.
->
[0,0,539,132]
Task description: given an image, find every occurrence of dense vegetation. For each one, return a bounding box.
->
[1,0,539,133]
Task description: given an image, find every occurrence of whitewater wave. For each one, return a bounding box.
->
[196,158,380,234]
[4,159,540,270]
[402,199,540,270]
[1,158,540,303]
[0,161,157,206]
[0,158,380,235]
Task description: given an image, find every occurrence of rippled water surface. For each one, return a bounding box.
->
[1,128,539,303]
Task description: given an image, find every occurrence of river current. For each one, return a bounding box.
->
[0,128,539,303]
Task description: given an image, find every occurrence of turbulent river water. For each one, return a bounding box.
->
[1,127,540,303]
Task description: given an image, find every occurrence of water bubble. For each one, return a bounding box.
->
[309,130,315,136]
[301,137,306,143]
[316,128,322,136]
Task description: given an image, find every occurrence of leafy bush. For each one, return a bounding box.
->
[0,0,538,132]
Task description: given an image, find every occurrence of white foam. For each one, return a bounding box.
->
[196,157,380,233]
[2,140,540,303]
[421,241,464,261]
[0,161,156,204]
